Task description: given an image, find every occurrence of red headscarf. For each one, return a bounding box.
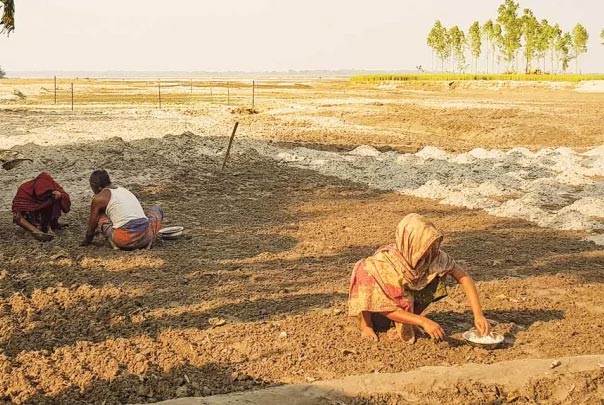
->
[12,172,71,213]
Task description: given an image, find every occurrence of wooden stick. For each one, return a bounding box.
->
[54,76,57,105]
[252,80,255,110]
[210,87,213,103]
[190,79,193,94]
[71,82,74,111]
[227,81,230,105]
[222,122,240,170]
[158,79,162,109]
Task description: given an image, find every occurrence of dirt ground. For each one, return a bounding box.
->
[0,78,603,404]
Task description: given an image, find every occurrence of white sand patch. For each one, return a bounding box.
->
[574,80,604,93]
[582,145,604,157]
[415,146,450,160]
[349,145,381,157]
[468,148,507,160]
[258,143,604,244]
[559,197,604,219]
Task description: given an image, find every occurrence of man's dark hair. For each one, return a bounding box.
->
[90,169,111,188]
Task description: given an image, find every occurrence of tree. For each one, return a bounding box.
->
[556,32,572,73]
[497,0,522,72]
[548,23,562,73]
[0,66,6,78]
[520,8,540,73]
[448,26,466,73]
[0,0,15,35]
[493,23,503,72]
[427,21,450,72]
[482,20,494,73]
[468,21,482,73]
[572,23,589,73]
[536,19,552,72]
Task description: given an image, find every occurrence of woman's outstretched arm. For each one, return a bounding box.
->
[450,265,491,336]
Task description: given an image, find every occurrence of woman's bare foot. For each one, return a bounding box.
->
[32,231,54,242]
[359,311,379,341]
[360,326,379,341]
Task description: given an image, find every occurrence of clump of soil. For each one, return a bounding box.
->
[230,107,258,115]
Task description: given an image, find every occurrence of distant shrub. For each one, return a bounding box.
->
[350,73,604,83]
[0,66,6,79]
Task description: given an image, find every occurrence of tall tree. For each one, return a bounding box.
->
[572,23,589,73]
[556,32,572,73]
[548,23,562,73]
[468,21,482,73]
[449,26,466,73]
[482,20,494,73]
[427,21,450,72]
[0,0,15,35]
[497,0,522,72]
[520,8,540,73]
[493,23,503,73]
[536,19,552,72]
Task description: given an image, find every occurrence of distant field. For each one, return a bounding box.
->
[350,73,604,83]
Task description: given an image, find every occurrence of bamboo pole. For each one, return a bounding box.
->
[222,122,240,170]
[158,80,162,109]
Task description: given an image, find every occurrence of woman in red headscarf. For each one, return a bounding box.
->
[12,172,71,241]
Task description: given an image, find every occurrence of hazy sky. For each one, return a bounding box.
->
[1,0,603,73]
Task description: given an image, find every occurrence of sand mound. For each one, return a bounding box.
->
[260,143,604,243]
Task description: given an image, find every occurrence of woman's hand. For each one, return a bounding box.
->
[421,317,445,341]
[52,191,62,200]
[474,315,491,337]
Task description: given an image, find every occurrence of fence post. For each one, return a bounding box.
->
[252,80,255,110]
[54,76,57,105]
[158,79,162,110]
[190,79,193,95]
[210,87,213,103]
[71,82,74,111]
[227,81,230,105]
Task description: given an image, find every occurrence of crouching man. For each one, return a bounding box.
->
[81,169,163,250]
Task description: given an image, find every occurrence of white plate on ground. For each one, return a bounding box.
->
[462,330,504,349]
[161,230,183,240]
[159,226,184,235]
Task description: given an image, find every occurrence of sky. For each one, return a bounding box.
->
[1,0,603,73]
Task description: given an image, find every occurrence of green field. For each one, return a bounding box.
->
[350,73,604,83]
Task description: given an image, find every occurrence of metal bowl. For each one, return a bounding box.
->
[462,330,505,349]
[159,226,184,240]
[161,230,183,240]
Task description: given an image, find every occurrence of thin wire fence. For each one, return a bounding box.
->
[23,78,314,110]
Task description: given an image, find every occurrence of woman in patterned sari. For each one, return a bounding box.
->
[349,213,490,343]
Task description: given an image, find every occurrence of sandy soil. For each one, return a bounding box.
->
[155,354,604,404]
[0,79,603,404]
[1,78,603,151]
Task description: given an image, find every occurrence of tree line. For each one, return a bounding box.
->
[427,0,601,74]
